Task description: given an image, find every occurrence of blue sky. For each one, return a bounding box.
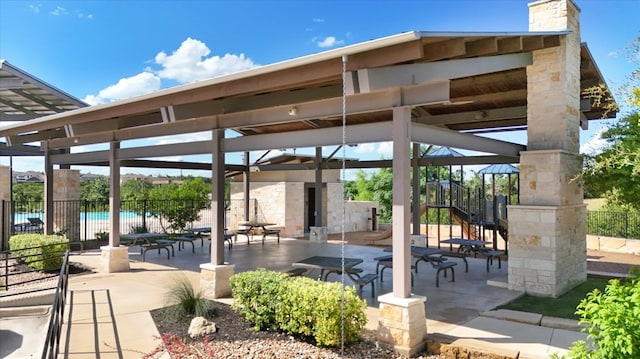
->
[1,0,638,178]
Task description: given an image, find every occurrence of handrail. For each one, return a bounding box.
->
[41,250,70,359]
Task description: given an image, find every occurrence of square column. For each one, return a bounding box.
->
[53,169,80,240]
[200,263,235,299]
[510,0,586,297]
[0,166,9,201]
[377,293,427,357]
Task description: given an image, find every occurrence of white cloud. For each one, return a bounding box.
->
[354,143,375,154]
[155,37,258,84]
[316,36,343,48]
[153,132,211,146]
[378,142,393,155]
[29,4,40,13]
[580,129,609,155]
[83,72,161,105]
[50,6,67,16]
[83,38,258,106]
[313,18,325,23]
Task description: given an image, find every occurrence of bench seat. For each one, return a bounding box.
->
[352,273,378,298]
[140,241,174,262]
[378,260,414,287]
[261,229,280,243]
[478,249,504,272]
[286,268,307,277]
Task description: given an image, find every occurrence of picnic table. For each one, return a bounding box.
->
[440,238,490,253]
[236,221,278,244]
[292,256,363,281]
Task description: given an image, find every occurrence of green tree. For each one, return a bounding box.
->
[148,178,210,233]
[121,178,153,201]
[12,182,44,212]
[80,176,110,203]
[582,36,639,209]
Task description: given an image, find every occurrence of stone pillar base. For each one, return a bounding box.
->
[200,263,235,299]
[377,293,427,357]
[100,246,130,273]
[309,226,328,242]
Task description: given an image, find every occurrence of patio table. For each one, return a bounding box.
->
[440,238,491,255]
[292,256,363,281]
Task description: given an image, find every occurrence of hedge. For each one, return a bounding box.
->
[9,234,68,271]
[230,268,367,347]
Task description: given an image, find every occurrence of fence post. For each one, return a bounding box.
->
[625,211,629,239]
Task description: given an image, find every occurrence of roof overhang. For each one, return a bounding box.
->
[0,31,617,166]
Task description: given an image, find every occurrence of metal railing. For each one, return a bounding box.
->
[1,242,68,294]
[41,250,70,359]
[587,210,640,239]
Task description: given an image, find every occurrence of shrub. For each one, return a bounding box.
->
[229,268,289,331]
[9,234,68,271]
[165,274,214,318]
[230,268,367,347]
[566,267,640,358]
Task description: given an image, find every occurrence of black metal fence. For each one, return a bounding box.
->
[0,242,68,294]
[2,199,257,249]
[587,210,640,239]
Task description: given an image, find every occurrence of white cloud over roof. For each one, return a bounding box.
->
[83,37,258,105]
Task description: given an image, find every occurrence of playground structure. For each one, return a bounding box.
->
[424,162,519,251]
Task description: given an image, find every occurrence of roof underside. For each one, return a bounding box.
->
[0,32,617,168]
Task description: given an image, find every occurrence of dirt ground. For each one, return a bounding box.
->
[326,229,639,276]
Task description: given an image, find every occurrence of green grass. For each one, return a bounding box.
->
[495,278,610,319]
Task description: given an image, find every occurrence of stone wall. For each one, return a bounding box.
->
[587,235,640,255]
[0,166,9,201]
[53,169,81,241]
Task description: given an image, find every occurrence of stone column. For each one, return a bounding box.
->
[377,294,427,357]
[0,166,9,201]
[508,0,586,297]
[0,166,10,249]
[53,169,81,241]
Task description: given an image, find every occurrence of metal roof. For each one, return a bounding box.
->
[0,60,87,156]
[425,147,465,158]
[478,163,520,175]
[0,30,617,167]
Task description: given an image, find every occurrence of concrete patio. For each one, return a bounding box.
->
[30,235,585,359]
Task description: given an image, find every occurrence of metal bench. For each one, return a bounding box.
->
[235,228,253,243]
[378,260,414,287]
[478,249,504,272]
[352,273,378,298]
[432,261,457,288]
[373,254,393,275]
[140,241,174,261]
[262,229,280,243]
[286,268,307,277]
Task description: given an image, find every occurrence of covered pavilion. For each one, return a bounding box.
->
[0,0,617,354]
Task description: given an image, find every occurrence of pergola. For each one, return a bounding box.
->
[0,1,617,353]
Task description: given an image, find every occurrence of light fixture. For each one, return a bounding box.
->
[288,107,298,116]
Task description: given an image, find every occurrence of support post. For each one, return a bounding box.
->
[101,140,129,273]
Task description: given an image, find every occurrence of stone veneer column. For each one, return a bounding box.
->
[0,166,9,201]
[53,169,81,241]
[377,294,427,357]
[508,0,586,297]
[200,263,236,298]
[0,166,10,249]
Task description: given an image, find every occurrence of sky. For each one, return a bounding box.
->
[0,0,638,178]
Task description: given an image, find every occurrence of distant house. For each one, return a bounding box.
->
[13,172,44,183]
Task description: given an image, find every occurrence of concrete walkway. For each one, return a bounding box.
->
[2,237,606,358]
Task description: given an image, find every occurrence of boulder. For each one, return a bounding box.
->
[188,316,217,338]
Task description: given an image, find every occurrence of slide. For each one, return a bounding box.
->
[363,203,428,243]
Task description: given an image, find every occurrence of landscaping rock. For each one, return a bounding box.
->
[188,316,217,338]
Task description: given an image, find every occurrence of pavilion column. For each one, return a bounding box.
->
[53,169,80,241]
[0,166,9,249]
[101,140,129,273]
[201,129,234,299]
[508,0,586,297]
[243,151,250,221]
[411,143,421,236]
[310,146,328,241]
[377,107,427,357]
[43,142,54,235]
